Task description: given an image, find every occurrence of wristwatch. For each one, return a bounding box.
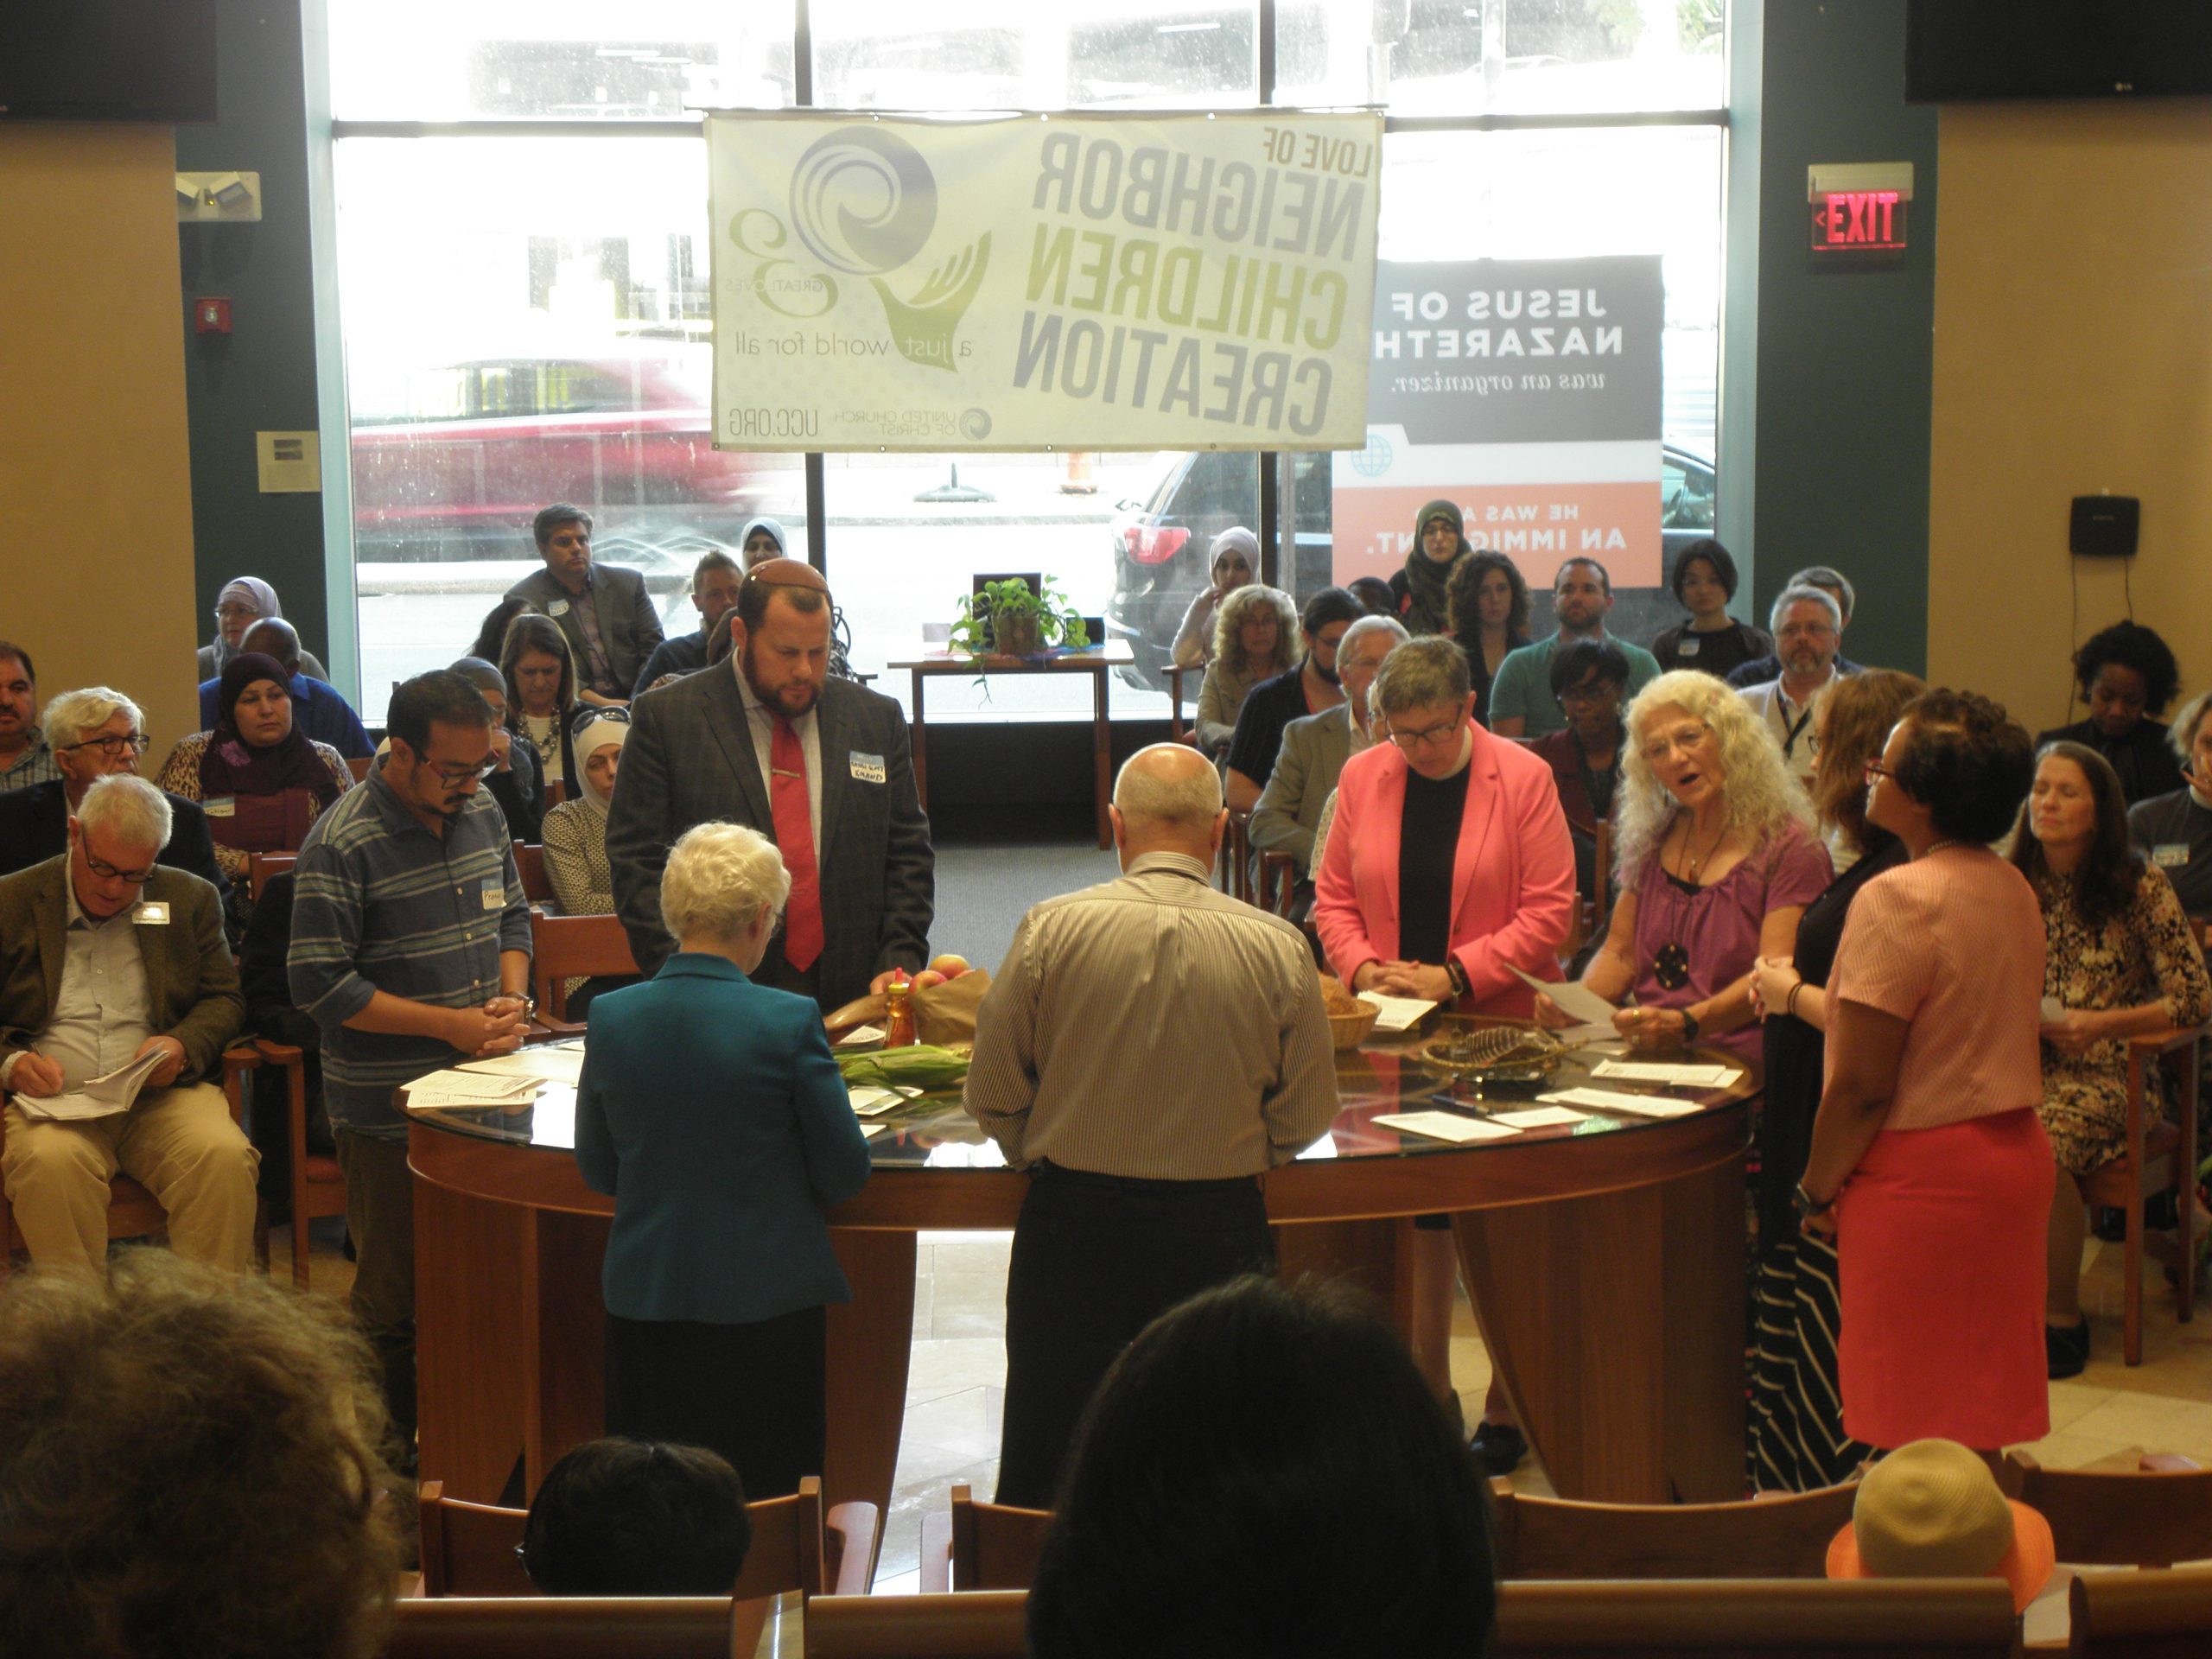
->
[1444,958,1470,998]
[1793,1180,1834,1220]
[1678,1007,1701,1044]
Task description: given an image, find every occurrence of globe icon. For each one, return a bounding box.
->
[1350,431,1393,478]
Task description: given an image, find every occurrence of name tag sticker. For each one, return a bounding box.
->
[849,751,886,785]
[1675,637,1700,657]
[204,796,236,818]
[131,901,169,925]
[481,876,505,911]
[2154,843,2191,869]
[547,599,570,617]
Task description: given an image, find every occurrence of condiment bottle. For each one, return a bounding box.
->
[883,969,917,1047]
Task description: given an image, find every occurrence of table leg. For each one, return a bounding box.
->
[825,1229,919,1524]
[1091,664,1111,849]
[908,669,929,813]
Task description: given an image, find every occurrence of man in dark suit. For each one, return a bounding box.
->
[504,503,665,703]
[0,685,227,902]
[608,560,933,1006]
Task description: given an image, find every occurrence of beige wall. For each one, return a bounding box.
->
[1929,103,2212,735]
[0,124,200,754]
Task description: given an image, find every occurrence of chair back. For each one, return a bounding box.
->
[514,842,550,904]
[949,1483,1052,1592]
[1490,1476,1860,1580]
[1256,849,1299,920]
[346,754,372,781]
[1218,808,1253,905]
[803,1591,1029,1659]
[2006,1451,2212,1567]
[385,1597,739,1659]
[529,912,639,1023]
[544,779,568,808]
[249,851,297,900]
[1491,1577,2017,1658]
[2069,1560,2212,1659]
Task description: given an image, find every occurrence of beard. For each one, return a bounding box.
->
[742,641,820,719]
[1311,657,1342,687]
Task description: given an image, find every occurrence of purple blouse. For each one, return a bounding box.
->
[1628,817,1833,1058]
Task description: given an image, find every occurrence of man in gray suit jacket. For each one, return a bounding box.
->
[608,560,933,1007]
[504,503,665,702]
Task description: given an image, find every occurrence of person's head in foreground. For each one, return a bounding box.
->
[0,1251,403,1659]
[1826,1438,2054,1614]
[1027,1275,1497,1659]
[522,1437,753,1597]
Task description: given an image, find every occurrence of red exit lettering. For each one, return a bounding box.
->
[1812,191,1906,253]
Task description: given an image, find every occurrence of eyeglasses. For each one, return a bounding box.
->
[213,603,261,621]
[63,734,151,757]
[85,851,156,883]
[425,759,499,785]
[1558,683,1621,707]
[1863,760,1896,783]
[1386,717,1462,751]
[1641,723,1713,763]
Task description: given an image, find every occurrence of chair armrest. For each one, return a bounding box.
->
[2140,1453,2202,1472]
[251,1037,306,1065]
[219,1044,260,1127]
[2127,1026,2207,1061]
[916,1510,951,1594]
[828,1501,881,1596]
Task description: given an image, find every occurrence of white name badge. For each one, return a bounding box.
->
[1675,637,1700,657]
[204,796,236,818]
[547,599,570,617]
[849,751,886,785]
[132,901,170,925]
[480,875,505,911]
[2154,843,2191,869]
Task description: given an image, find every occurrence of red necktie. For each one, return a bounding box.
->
[770,714,823,973]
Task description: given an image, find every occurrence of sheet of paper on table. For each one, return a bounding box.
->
[11,1045,170,1122]
[848,1086,906,1117]
[407,1068,543,1101]
[461,1047,585,1084]
[406,1088,543,1114]
[1357,991,1439,1032]
[1373,1110,1521,1144]
[1505,964,1618,1028]
[1538,1087,1703,1119]
[1590,1058,1740,1089]
[837,1025,887,1048]
[860,1123,888,1140]
[1491,1105,1588,1128]
[2040,995,2066,1023]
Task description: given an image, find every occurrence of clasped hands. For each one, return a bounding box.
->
[1352,959,1456,1002]
[1747,954,1801,1023]
[448,996,530,1059]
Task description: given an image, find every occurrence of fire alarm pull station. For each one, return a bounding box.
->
[194,298,232,334]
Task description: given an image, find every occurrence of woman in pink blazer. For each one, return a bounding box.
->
[1315,636,1579,1019]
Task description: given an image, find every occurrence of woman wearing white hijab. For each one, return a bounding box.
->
[198,576,328,682]
[542,710,639,1015]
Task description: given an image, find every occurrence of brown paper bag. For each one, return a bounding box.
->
[914,969,991,1046]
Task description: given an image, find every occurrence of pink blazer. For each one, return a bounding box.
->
[1313,723,1578,1016]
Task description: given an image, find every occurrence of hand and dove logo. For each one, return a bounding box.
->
[730,126,989,372]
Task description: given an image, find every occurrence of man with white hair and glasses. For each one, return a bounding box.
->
[1739,584,1850,791]
[0,773,257,1274]
[0,685,227,899]
[965,742,1340,1508]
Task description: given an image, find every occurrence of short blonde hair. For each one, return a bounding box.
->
[1370,636,1470,717]
[659,821,791,945]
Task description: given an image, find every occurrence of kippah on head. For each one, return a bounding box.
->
[746,559,829,595]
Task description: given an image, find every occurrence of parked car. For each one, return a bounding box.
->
[1104,442,1719,691]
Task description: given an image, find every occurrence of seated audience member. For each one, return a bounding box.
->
[501,612,580,793]
[1171,527,1258,670]
[1389,499,1471,635]
[0,686,227,898]
[0,642,57,792]
[2008,741,2211,1379]
[1529,639,1629,931]
[1487,558,1662,739]
[467,595,530,666]
[1250,615,1407,918]
[155,652,353,910]
[635,550,746,695]
[575,822,872,1498]
[1539,670,1830,1058]
[1446,550,1530,728]
[200,575,329,683]
[1825,1439,2054,1615]
[1347,575,1398,617]
[1193,583,1299,760]
[2127,686,2212,919]
[522,1438,752,1597]
[1027,1276,1497,1659]
[449,655,542,841]
[0,775,257,1274]
[1224,587,1362,814]
[738,514,791,573]
[1650,537,1773,680]
[197,617,372,760]
[1725,564,1866,688]
[1739,583,1849,791]
[541,711,639,1017]
[505,503,664,704]
[0,1251,403,1659]
[2037,619,2187,805]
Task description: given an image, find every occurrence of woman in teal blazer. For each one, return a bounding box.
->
[576,821,872,1499]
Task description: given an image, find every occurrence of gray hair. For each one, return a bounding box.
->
[1370,636,1471,717]
[1338,614,1411,663]
[77,774,172,853]
[1113,753,1223,834]
[1787,564,1854,624]
[41,687,143,750]
[1769,584,1842,634]
[1613,671,1814,877]
[2171,687,2212,764]
[659,822,791,946]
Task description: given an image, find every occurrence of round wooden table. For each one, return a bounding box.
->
[407,1023,1757,1516]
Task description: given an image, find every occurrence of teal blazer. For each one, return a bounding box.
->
[575,953,872,1325]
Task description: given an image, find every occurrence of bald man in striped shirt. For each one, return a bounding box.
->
[966,743,1339,1507]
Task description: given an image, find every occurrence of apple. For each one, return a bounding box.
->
[912,969,949,991]
[928,953,970,979]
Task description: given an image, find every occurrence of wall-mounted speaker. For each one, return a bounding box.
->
[2069,495,2139,558]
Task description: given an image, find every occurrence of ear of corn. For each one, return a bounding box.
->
[835,1045,972,1091]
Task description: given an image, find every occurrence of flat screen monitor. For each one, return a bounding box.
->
[1906,3,2212,102]
[0,3,219,124]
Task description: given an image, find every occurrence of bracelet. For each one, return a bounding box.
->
[1786,980,1804,1018]
[1445,958,1470,998]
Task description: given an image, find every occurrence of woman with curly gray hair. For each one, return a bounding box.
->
[1192,584,1300,758]
[1539,670,1831,1055]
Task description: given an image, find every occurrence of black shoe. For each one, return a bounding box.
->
[1470,1420,1529,1475]
[2046,1318,2090,1380]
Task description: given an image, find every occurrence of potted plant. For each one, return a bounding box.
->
[949,575,1091,660]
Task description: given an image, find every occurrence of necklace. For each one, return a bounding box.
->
[1654,817,1727,990]
[1922,837,1963,859]
[1672,815,1729,885]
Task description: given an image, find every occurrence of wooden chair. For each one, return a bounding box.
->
[2069,1560,2212,1658]
[2079,1027,2202,1364]
[0,1044,263,1278]
[346,754,372,782]
[1256,849,1300,920]
[513,842,550,906]
[803,1591,1029,1659]
[248,850,297,900]
[2005,1450,2212,1568]
[1217,807,1254,906]
[1166,661,1190,742]
[1489,1476,1861,1580]
[249,1036,347,1289]
[917,1483,1052,1592]
[528,912,639,1033]
[1491,1576,2018,1658]
[385,1597,750,1659]
[543,779,567,809]
[416,1475,878,1600]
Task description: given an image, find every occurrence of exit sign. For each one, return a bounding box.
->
[1811,190,1907,253]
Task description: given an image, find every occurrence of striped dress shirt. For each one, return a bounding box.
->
[288,768,531,1136]
[963,851,1339,1179]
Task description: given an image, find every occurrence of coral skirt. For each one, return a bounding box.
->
[1835,1108,2055,1451]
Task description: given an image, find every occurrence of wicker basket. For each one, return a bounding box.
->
[1327,1002,1381,1050]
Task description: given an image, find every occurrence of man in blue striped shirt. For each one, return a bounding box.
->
[289,670,532,1460]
